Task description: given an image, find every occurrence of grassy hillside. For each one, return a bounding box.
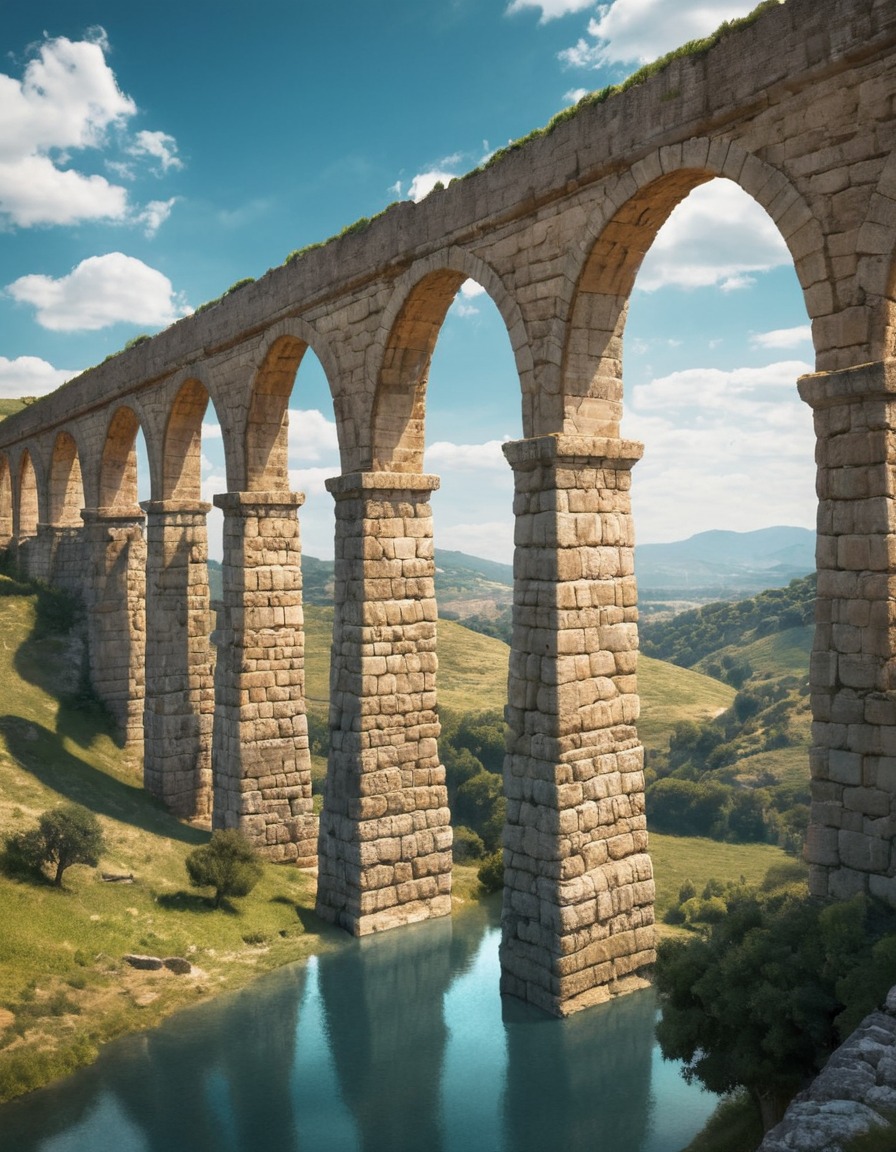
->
[0,575,342,1101]
[641,579,814,851]
[0,399,30,421]
[303,604,734,751]
[0,574,790,1102]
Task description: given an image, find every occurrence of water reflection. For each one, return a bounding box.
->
[0,906,715,1152]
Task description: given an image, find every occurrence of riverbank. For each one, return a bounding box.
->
[0,837,485,1104]
[0,573,788,1121]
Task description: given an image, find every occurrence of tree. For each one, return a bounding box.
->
[185,829,264,908]
[4,804,105,886]
[655,885,896,1132]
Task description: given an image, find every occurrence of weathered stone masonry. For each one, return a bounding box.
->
[0,0,894,1015]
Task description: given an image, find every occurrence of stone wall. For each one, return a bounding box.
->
[759,986,896,1151]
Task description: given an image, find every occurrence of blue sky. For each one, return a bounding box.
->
[0,0,816,563]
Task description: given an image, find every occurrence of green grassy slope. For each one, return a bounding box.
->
[0,576,334,1101]
[0,576,788,1102]
[696,624,813,681]
[0,399,29,421]
[303,605,735,754]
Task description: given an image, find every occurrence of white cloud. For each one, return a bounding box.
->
[0,355,77,399]
[635,180,790,292]
[0,31,135,227]
[507,0,595,22]
[751,324,812,350]
[0,154,129,228]
[425,439,508,471]
[0,31,183,230]
[201,422,223,440]
[135,197,177,237]
[560,0,760,68]
[630,360,811,413]
[621,357,816,542]
[129,130,182,173]
[7,253,191,332]
[564,87,590,103]
[288,465,335,498]
[719,273,757,293]
[450,279,488,319]
[408,169,458,203]
[287,408,340,464]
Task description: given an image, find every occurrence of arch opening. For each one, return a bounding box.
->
[0,454,12,549]
[48,432,85,527]
[165,378,212,504]
[17,451,39,539]
[315,266,521,934]
[100,407,146,515]
[595,175,817,910]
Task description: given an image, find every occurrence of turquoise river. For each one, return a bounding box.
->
[0,903,717,1151]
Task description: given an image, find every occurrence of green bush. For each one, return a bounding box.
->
[452,825,485,862]
[477,850,504,894]
[656,888,896,1132]
[185,830,263,908]
[4,804,105,886]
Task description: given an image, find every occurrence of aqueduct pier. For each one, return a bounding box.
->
[1,0,895,1015]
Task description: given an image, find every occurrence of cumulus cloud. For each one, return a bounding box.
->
[450,279,488,318]
[135,198,177,238]
[425,439,508,471]
[621,357,816,542]
[407,169,458,203]
[287,409,340,464]
[635,180,790,292]
[0,30,182,230]
[0,355,77,399]
[7,253,191,332]
[506,0,596,22]
[559,0,760,69]
[751,324,813,349]
[129,130,182,173]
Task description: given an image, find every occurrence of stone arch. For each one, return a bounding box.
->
[48,431,85,527]
[244,320,339,491]
[0,454,11,548]
[553,140,826,437]
[99,406,147,513]
[369,249,532,471]
[17,449,40,538]
[163,377,213,502]
[859,149,896,362]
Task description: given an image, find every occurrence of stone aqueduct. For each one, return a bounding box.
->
[0,0,895,1015]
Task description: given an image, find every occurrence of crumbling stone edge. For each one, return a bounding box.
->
[758,986,896,1150]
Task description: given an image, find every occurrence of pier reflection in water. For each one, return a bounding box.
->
[0,905,716,1152]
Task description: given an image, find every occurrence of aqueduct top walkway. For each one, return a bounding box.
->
[1,0,895,1015]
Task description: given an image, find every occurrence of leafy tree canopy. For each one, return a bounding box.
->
[185,830,264,908]
[4,804,105,887]
[655,883,896,1132]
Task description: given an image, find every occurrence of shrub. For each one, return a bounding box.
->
[4,804,105,886]
[185,830,263,908]
[477,850,504,894]
[452,825,485,862]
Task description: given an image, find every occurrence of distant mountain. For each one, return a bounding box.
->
[208,528,815,622]
[634,526,815,598]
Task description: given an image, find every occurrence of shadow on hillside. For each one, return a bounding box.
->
[0,715,207,846]
[156,890,235,913]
